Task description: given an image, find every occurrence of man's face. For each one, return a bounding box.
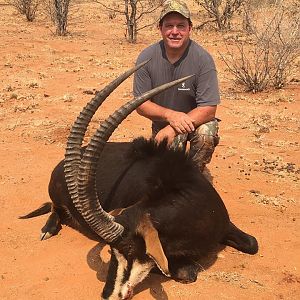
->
[160,13,191,51]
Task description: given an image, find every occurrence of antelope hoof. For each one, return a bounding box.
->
[40,231,53,241]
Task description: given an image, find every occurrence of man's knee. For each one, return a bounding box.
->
[170,133,188,151]
[189,119,220,170]
[152,128,188,151]
[195,119,219,146]
[195,119,219,137]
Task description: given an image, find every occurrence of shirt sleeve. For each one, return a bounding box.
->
[195,53,221,107]
[133,51,152,97]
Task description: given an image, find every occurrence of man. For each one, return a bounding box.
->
[133,0,220,171]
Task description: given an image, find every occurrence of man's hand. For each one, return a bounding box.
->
[155,125,176,145]
[165,110,195,134]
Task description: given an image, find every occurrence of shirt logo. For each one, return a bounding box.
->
[178,82,190,91]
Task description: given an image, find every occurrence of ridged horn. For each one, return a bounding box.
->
[64,60,150,212]
[77,74,195,243]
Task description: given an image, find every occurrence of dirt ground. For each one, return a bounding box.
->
[0,2,299,300]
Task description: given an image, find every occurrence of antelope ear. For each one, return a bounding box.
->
[137,213,170,277]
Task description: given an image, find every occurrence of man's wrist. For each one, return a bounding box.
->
[163,109,172,122]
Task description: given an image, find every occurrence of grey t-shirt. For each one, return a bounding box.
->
[133,39,220,132]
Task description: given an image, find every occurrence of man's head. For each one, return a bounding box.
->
[159,1,192,51]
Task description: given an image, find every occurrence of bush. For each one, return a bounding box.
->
[11,0,40,21]
[220,3,300,92]
[194,0,245,30]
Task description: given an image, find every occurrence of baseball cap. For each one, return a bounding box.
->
[159,0,191,21]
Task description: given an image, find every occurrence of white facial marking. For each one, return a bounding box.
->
[126,260,154,288]
[106,251,155,299]
[109,249,128,300]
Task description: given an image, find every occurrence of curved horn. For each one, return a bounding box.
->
[77,74,195,243]
[64,60,150,210]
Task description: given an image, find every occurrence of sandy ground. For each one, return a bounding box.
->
[0,2,299,300]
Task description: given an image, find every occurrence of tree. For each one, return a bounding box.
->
[97,0,164,43]
[194,0,245,30]
[44,0,71,36]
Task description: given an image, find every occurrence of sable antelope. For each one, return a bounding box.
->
[21,61,258,300]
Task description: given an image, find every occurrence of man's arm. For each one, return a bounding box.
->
[187,105,217,127]
[137,102,217,144]
[136,100,196,133]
